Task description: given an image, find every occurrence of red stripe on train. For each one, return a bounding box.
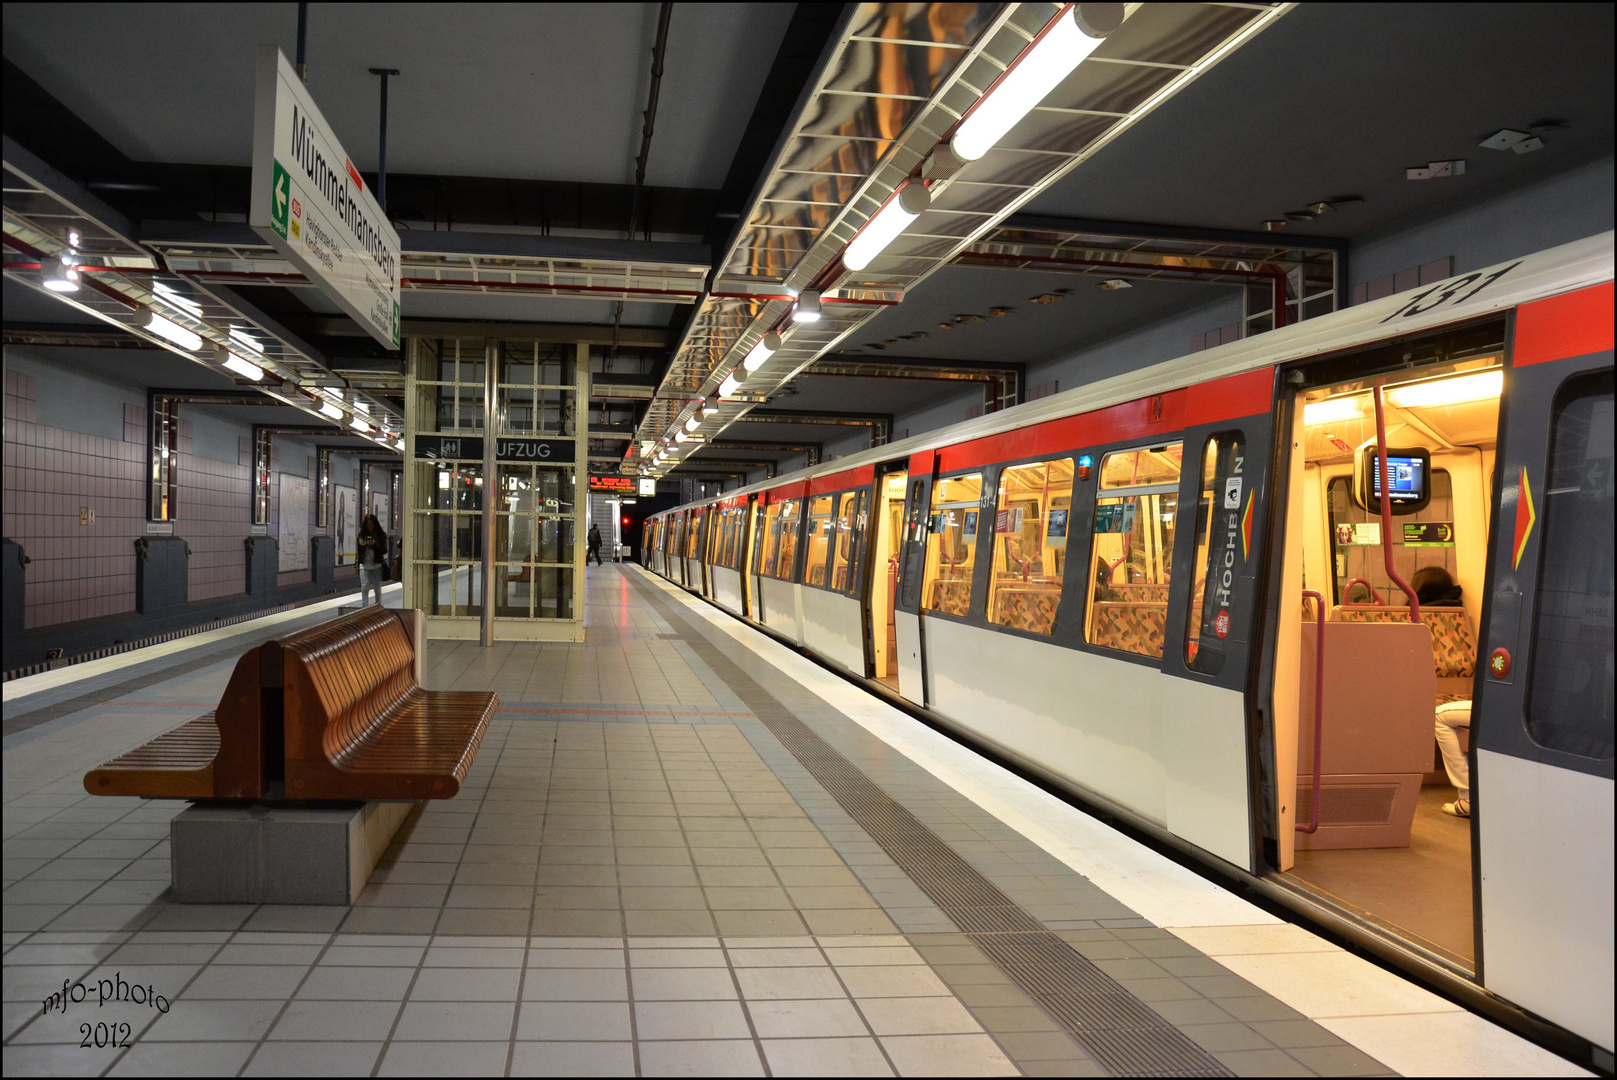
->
[1513,282,1615,367]
[936,367,1273,473]
[808,463,875,496]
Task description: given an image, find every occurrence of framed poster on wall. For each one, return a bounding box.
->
[334,484,358,565]
[278,474,311,571]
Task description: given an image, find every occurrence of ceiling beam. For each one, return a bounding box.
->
[309,318,674,347]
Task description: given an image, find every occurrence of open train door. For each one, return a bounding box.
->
[740,496,757,621]
[1473,285,1613,1054]
[893,452,935,704]
[862,463,909,689]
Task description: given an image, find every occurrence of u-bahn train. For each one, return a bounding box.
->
[642,232,1614,1055]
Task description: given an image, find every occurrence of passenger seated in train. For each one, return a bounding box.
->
[1414,566,1472,818]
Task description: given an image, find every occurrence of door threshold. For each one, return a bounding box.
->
[1269,870,1475,978]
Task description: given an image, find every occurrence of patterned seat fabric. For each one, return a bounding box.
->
[1090,603,1167,656]
[1109,583,1169,604]
[994,586,1060,635]
[927,577,972,617]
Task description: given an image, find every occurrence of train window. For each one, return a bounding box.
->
[803,495,837,587]
[1525,371,1614,760]
[1185,433,1246,674]
[986,460,1074,635]
[727,507,744,569]
[758,501,783,576]
[922,473,983,617]
[829,491,859,592]
[1086,443,1183,657]
[765,499,801,581]
[686,510,704,559]
[1327,471,1454,604]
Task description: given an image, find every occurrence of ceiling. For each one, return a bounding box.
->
[1027,3,1615,236]
[4,3,1611,481]
[2,3,794,189]
[842,267,1226,365]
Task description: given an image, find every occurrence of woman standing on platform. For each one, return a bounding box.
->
[358,514,388,608]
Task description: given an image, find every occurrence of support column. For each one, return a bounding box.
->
[574,341,590,623]
[481,337,497,646]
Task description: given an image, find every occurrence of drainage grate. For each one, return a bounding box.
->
[629,574,1231,1078]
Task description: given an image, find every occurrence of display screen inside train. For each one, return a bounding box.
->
[1356,445,1432,514]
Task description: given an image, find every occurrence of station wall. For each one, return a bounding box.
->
[2,346,367,640]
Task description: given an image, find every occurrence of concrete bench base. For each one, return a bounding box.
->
[170,800,416,905]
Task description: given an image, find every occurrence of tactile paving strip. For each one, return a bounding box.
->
[631,575,1231,1078]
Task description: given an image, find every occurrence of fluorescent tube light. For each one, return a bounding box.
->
[843,184,930,272]
[354,401,370,414]
[1387,370,1504,409]
[350,417,369,432]
[42,258,79,292]
[719,371,743,398]
[742,331,783,371]
[675,431,689,443]
[320,400,344,419]
[950,5,1120,161]
[1302,397,1365,425]
[222,352,264,381]
[685,416,701,431]
[146,311,202,351]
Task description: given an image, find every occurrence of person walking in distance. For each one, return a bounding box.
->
[587,523,603,566]
[357,513,388,607]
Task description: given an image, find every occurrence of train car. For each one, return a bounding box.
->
[641,231,1614,1054]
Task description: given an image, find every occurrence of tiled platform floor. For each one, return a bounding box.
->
[1,565,1589,1077]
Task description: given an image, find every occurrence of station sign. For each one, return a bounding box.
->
[414,435,575,463]
[251,46,401,351]
[589,476,636,493]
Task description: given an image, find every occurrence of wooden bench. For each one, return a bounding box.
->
[275,606,494,799]
[84,607,495,801]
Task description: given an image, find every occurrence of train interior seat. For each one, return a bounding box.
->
[1279,356,1504,970]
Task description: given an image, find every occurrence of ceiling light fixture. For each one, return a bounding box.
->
[685,415,701,432]
[791,289,823,323]
[843,185,929,272]
[319,400,344,420]
[222,352,264,381]
[1387,369,1504,409]
[719,371,744,398]
[742,331,783,371]
[68,230,81,247]
[950,3,1125,162]
[349,417,369,432]
[675,431,689,444]
[145,310,202,351]
[1302,397,1365,425]
[42,257,80,293]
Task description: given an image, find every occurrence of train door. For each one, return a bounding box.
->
[1472,291,1612,1053]
[750,496,769,623]
[740,497,756,620]
[864,467,909,689]
[1268,323,1509,974]
[894,456,935,703]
